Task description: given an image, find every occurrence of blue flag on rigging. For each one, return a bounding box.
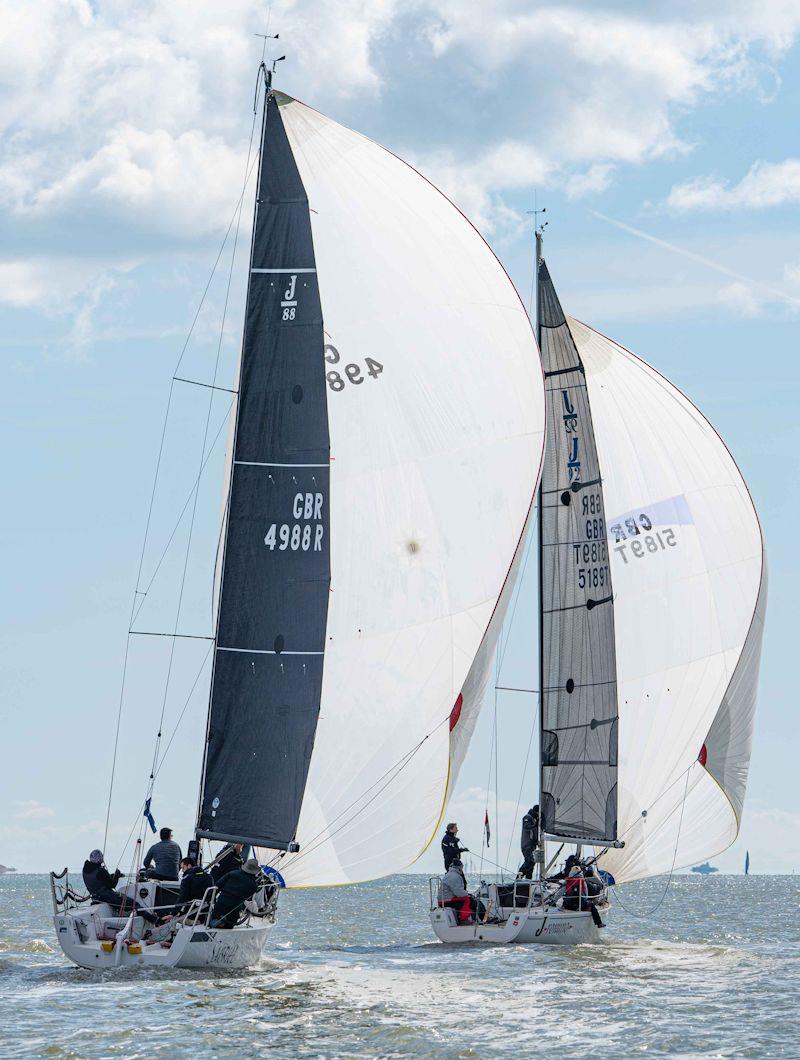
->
[143,798,157,834]
[484,810,490,848]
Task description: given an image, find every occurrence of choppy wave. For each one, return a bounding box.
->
[0,873,797,1057]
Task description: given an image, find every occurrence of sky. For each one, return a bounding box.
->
[1,0,798,876]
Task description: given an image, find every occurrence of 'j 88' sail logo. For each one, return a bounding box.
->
[264,492,324,553]
[561,390,581,483]
[281,275,298,321]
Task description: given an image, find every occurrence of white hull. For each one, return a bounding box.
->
[54,906,272,970]
[429,903,604,945]
[428,876,608,946]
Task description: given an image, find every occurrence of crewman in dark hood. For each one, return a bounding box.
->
[82,849,157,924]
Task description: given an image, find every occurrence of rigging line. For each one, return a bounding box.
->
[130,401,234,629]
[611,766,692,919]
[103,591,138,852]
[113,643,215,869]
[479,689,498,882]
[143,74,263,815]
[615,760,695,844]
[145,179,246,803]
[153,642,214,781]
[497,514,536,674]
[494,652,500,877]
[103,154,261,844]
[496,686,538,694]
[173,376,238,394]
[285,714,452,866]
[129,631,214,640]
[471,851,516,876]
[503,705,537,873]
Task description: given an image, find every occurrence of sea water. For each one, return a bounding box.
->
[0,872,797,1057]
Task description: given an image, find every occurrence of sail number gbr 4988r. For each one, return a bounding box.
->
[264,492,325,552]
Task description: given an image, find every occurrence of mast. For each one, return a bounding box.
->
[534,225,545,880]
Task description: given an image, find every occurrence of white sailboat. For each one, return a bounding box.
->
[430,231,766,945]
[50,67,546,970]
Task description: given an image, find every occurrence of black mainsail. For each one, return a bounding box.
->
[196,89,330,850]
[536,240,618,843]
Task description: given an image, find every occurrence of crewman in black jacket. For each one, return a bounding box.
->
[210,858,263,928]
[441,822,468,871]
[210,842,245,884]
[82,849,157,923]
[517,805,540,879]
[170,858,214,917]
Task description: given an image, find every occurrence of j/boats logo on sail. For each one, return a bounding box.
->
[281,275,298,321]
[264,492,324,552]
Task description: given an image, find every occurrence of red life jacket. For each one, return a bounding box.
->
[565,874,587,897]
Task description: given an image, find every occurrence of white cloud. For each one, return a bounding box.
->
[0,257,117,310]
[718,281,765,317]
[667,159,800,211]
[425,3,799,166]
[2,1,799,248]
[0,0,400,239]
[30,125,249,237]
[1,0,799,358]
[14,800,55,820]
[415,140,551,234]
[411,3,800,234]
[564,164,615,200]
[0,256,140,363]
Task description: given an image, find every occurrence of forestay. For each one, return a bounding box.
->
[565,318,766,883]
[200,90,546,885]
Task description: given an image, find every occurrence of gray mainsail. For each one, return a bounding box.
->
[196,87,330,851]
[537,246,618,843]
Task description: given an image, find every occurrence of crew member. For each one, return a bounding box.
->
[143,827,182,881]
[168,857,214,918]
[82,849,157,924]
[441,822,468,871]
[211,842,244,884]
[517,804,540,879]
[210,858,263,929]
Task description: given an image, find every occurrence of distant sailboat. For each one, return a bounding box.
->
[431,231,766,945]
[50,66,546,969]
[745,850,750,875]
[691,862,719,876]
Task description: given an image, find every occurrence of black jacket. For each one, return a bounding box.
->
[82,860,122,898]
[173,867,214,914]
[212,869,261,925]
[211,847,244,884]
[521,809,540,854]
[441,831,466,870]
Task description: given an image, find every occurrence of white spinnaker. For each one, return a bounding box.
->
[567,318,765,884]
[272,96,545,886]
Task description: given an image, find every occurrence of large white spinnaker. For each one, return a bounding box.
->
[568,318,766,883]
[268,95,545,886]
